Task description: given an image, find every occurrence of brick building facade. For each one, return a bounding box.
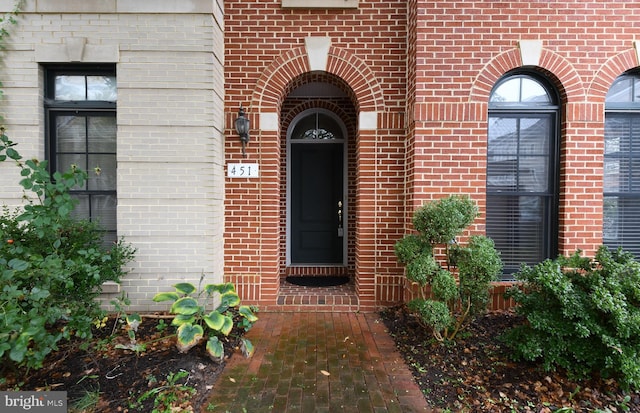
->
[1,0,639,311]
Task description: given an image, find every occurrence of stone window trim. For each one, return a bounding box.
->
[282,0,359,9]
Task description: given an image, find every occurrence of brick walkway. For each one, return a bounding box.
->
[205,312,431,412]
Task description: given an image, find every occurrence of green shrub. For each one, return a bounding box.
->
[503,246,640,389]
[0,131,136,370]
[394,195,502,341]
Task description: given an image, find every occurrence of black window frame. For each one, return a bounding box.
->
[487,72,560,279]
[603,71,640,258]
[44,64,117,243]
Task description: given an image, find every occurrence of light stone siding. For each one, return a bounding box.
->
[0,0,225,311]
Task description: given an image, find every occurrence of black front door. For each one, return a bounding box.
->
[290,142,344,264]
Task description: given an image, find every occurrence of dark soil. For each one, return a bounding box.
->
[380,305,640,412]
[0,315,239,412]
[3,307,639,412]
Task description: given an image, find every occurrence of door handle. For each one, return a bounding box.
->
[337,201,344,237]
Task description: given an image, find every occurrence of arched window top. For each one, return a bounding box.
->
[289,109,345,141]
[489,74,556,107]
[606,73,640,105]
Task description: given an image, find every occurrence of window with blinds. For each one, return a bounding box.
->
[604,73,640,258]
[487,73,559,279]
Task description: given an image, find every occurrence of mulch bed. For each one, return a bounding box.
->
[380,305,640,412]
[0,315,237,412]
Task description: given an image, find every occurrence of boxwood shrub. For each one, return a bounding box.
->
[503,246,640,390]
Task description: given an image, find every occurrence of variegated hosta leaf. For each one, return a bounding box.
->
[203,282,236,296]
[240,338,255,358]
[220,315,233,336]
[239,305,258,323]
[171,313,196,326]
[173,282,197,296]
[221,292,241,308]
[176,323,203,353]
[170,297,201,315]
[203,310,225,331]
[216,292,241,312]
[206,336,224,362]
[152,291,180,302]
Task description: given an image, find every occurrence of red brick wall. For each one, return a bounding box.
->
[225,0,640,310]
[412,0,640,258]
[224,0,408,310]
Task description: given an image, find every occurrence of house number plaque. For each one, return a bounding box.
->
[227,163,259,178]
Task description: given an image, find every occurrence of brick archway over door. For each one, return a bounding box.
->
[235,43,389,311]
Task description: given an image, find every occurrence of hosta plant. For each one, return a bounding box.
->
[153,281,257,362]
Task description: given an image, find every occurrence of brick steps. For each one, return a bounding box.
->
[272,278,360,312]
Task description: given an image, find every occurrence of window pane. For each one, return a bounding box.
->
[87,154,116,191]
[606,76,634,103]
[603,195,640,257]
[87,76,117,101]
[519,118,550,155]
[520,78,551,104]
[605,117,628,154]
[490,77,550,104]
[488,117,517,155]
[57,154,87,191]
[632,158,640,192]
[291,112,341,140]
[316,113,340,139]
[486,194,546,270]
[519,155,549,192]
[87,116,116,153]
[604,159,622,192]
[69,194,116,232]
[605,115,640,194]
[487,157,517,189]
[71,194,90,220]
[292,115,316,140]
[55,75,86,100]
[91,194,117,231]
[57,116,87,152]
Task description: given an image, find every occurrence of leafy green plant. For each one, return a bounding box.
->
[394,195,502,341]
[114,313,144,353]
[108,291,144,353]
[153,279,258,361]
[155,318,167,333]
[502,247,640,390]
[0,132,136,370]
[130,370,195,413]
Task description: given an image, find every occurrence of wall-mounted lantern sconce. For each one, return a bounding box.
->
[234,105,250,158]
